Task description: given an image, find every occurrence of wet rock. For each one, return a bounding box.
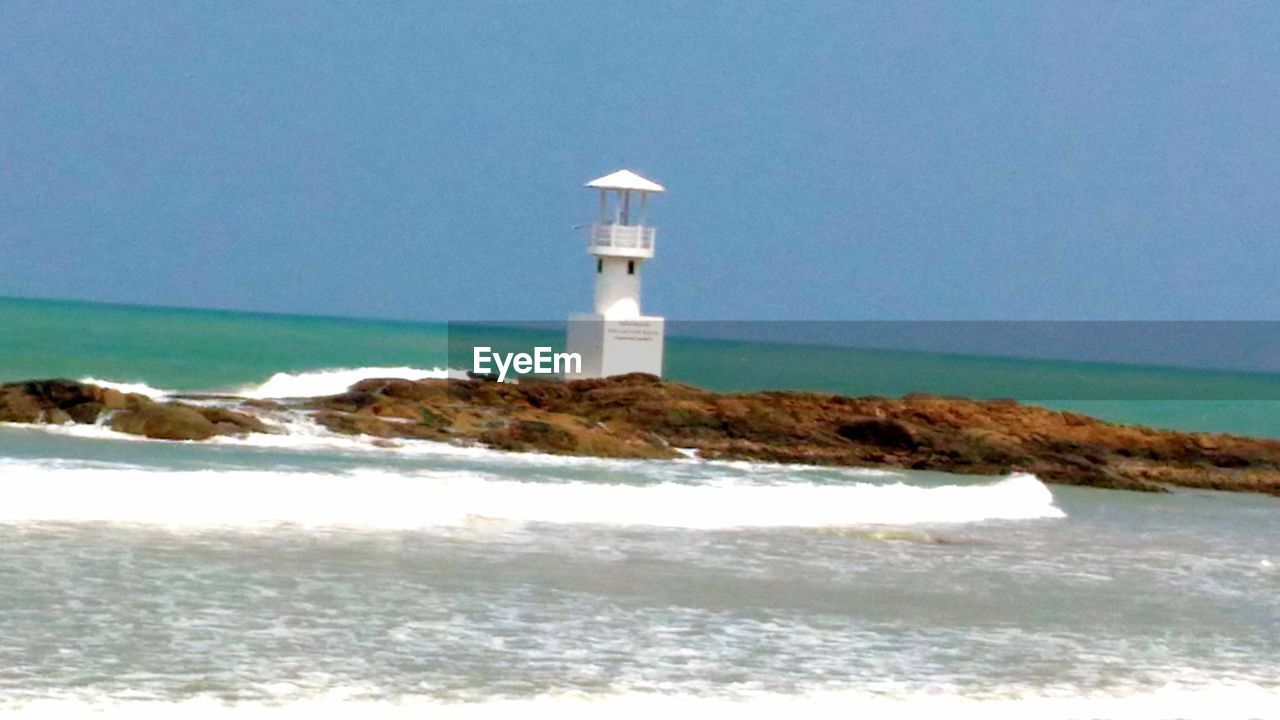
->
[6,376,1280,495]
[65,402,104,424]
[0,385,45,423]
[837,417,917,449]
[1,380,142,424]
[311,410,427,439]
[195,407,270,435]
[109,404,221,441]
[99,388,128,409]
[480,419,578,453]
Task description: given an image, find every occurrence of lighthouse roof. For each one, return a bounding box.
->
[585,169,665,193]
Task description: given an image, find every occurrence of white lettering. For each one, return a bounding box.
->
[473,346,584,382]
[554,351,581,374]
[492,351,514,382]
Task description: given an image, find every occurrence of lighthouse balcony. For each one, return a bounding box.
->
[588,223,656,258]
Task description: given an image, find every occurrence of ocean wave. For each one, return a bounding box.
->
[232,366,453,399]
[76,377,172,399]
[0,417,911,492]
[692,457,902,477]
[0,682,1276,719]
[0,461,1063,529]
[74,366,459,401]
[5,410,906,479]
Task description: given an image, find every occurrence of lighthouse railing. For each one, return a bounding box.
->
[588,223,655,251]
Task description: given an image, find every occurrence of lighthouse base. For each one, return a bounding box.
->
[565,314,665,379]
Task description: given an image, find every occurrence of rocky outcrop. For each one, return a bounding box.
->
[6,375,1280,495]
[0,380,135,424]
[2,379,267,441]
[108,404,267,441]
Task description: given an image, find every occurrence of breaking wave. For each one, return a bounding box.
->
[76,377,173,399]
[232,366,453,399]
[76,366,457,401]
[0,461,1063,530]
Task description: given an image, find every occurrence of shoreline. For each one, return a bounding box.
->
[4,374,1280,496]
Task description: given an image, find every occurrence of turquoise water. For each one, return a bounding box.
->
[1,296,1279,716]
[4,296,1280,436]
[0,297,448,391]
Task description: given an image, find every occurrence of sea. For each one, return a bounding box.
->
[1,296,1278,718]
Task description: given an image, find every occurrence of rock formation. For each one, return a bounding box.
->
[1,379,266,441]
[5,375,1280,495]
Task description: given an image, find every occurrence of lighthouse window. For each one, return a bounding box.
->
[597,259,602,274]
[627,261,635,275]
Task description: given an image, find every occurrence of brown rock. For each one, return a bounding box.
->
[3,380,99,423]
[99,388,128,409]
[109,404,220,441]
[65,402,104,424]
[837,417,918,449]
[195,407,269,435]
[0,385,44,423]
[311,410,430,439]
[480,419,579,453]
[7,375,1280,495]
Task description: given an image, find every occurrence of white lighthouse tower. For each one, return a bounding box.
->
[565,169,666,379]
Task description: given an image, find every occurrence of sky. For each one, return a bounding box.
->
[1,2,1278,322]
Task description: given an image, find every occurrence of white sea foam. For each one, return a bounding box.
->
[233,366,452,399]
[76,377,172,399]
[1,682,1277,720]
[74,366,457,401]
[693,457,901,477]
[0,420,158,443]
[0,461,1062,529]
[1,416,907,485]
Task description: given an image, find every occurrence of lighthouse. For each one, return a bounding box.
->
[565,169,666,379]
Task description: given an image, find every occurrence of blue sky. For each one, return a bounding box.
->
[2,2,1277,321]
